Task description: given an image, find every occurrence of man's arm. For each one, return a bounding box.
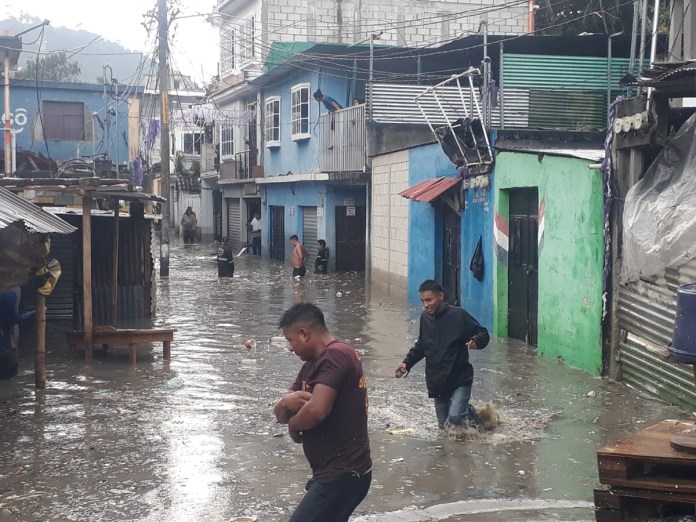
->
[274,390,312,424]
[464,312,490,350]
[287,384,337,432]
[329,100,342,111]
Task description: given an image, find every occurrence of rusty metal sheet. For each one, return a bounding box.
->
[399,175,462,203]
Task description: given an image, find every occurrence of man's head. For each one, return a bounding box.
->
[418,279,446,316]
[289,234,299,245]
[313,89,324,102]
[186,206,192,213]
[279,303,328,361]
[317,239,327,251]
[254,213,261,219]
[221,236,229,244]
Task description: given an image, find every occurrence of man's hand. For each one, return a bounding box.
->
[288,423,303,444]
[274,391,312,423]
[283,391,312,414]
[466,339,478,350]
[394,362,407,378]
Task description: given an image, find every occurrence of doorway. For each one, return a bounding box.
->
[213,189,222,241]
[335,206,366,271]
[270,205,285,261]
[442,204,461,306]
[508,188,539,345]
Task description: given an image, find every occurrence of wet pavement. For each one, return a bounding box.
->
[0,240,688,521]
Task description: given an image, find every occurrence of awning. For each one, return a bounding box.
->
[399,175,462,203]
[0,187,76,234]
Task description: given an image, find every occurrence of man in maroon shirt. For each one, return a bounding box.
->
[274,303,372,521]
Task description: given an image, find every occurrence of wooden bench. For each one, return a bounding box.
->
[65,327,176,363]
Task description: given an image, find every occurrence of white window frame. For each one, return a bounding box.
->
[239,16,255,64]
[291,83,311,141]
[220,26,235,75]
[264,97,281,147]
[220,125,234,158]
[183,132,204,155]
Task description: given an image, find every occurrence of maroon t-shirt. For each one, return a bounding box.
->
[291,340,372,478]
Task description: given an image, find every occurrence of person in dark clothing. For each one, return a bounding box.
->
[313,89,342,112]
[395,279,489,429]
[216,237,235,278]
[0,288,35,379]
[274,303,371,522]
[314,240,329,274]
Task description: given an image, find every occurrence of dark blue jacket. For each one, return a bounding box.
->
[0,289,34,351]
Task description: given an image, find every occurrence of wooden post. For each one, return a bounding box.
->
[163,340,171,360]
[35,293,46,389]
[83,195,93,362]
[128,344,136,364]
[111,198,119,327]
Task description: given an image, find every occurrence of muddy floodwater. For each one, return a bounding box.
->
[0,241,686,521]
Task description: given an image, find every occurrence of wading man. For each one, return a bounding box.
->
[289,235,309,280]
[274,303,371,521]
[395,279,489,429]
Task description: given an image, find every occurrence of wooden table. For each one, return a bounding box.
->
[65,327,176,363]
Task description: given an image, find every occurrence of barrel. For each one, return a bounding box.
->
[669,284,696,363]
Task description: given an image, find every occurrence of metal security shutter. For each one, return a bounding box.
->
[617,258,696,410]
[226,199,241,247]
[302,206,317,259]
[46,233,77,320]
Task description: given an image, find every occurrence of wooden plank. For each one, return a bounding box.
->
[595,486,696,521]
[82,195,93,362]
[35,293,46,389]
[598,419,696,462]
[111,199,119,327]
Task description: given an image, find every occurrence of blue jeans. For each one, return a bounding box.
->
[289,471,371,522]
[434,384,476,428]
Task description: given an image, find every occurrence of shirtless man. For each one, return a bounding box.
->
[290,235,310,280]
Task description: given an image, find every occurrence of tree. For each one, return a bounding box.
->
[17,52,81,82]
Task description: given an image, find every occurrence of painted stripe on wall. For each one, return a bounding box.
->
[494,211,509,265]
[538,198,545,254]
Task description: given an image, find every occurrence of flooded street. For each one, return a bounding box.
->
[0,241,686,521]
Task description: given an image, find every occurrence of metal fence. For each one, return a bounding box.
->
[319,104,367,173]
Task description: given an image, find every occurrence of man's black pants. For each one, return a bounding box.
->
[251,236,261,255]
[289,471,371,522]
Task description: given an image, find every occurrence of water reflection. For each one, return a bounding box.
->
[0,240,686,521]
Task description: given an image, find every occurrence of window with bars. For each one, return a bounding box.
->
[42,100,85,140]
[220,125,234,157]
[184,132,203,155]
[264,97,280,146]
[220,26,235,74]
[239,16,255,63]
[291,84,311,139]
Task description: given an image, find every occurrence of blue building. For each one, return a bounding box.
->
[5,80,136,172]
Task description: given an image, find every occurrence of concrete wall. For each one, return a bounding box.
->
[493,151,605,375]
[371,150,409,297]
[8,80,131,164]
[367,124,433,158]
[174,192,202,238]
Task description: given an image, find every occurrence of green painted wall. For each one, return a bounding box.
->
[494,152,605,375]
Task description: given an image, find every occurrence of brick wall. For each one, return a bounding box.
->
[266,0,527,47]
[371,149,409,297]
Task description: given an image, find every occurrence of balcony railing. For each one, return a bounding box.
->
[219,149,260,181]
[319,104,367,173]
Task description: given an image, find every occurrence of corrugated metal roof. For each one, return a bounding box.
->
[497,145,604,162]
[0,187,76,234]
[399,175,462,203]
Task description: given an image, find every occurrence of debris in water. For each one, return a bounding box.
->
[586,391,597,398]
[518,470,526,476]
[336,292,343,297]
[387,428,416,435]
[244,339,257,351]
[164,377,185,390]
[240,359,257,366]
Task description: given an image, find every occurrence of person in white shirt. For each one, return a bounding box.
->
[249,213,262,255]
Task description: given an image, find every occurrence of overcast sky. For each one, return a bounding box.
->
[1,0,219,84]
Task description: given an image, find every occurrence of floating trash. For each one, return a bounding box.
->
[164,377,184,390]
[240,359,258,366]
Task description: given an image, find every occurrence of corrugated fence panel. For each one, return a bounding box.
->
[529,91,606,130]
[618,257,696,409]
[370,83,529,129]
[503,54,630,91]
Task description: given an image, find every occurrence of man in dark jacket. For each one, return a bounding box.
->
[0,288,35,379]
[216,237,235,278]
[395,279,489,429]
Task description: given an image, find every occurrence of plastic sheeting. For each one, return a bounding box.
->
[622,113,696,282]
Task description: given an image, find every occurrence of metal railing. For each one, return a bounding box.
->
[319,104,367,173]
[233,150,254,179]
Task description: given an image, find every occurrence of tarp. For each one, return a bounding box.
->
[622,113,696,282]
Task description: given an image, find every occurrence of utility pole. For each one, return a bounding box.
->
[158,0,171,277]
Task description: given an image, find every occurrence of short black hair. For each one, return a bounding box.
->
[313,89,323,99]
[278,303,327,331]
[418,279,444,294]
[317,239,326,247]
[289,234,299,241]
